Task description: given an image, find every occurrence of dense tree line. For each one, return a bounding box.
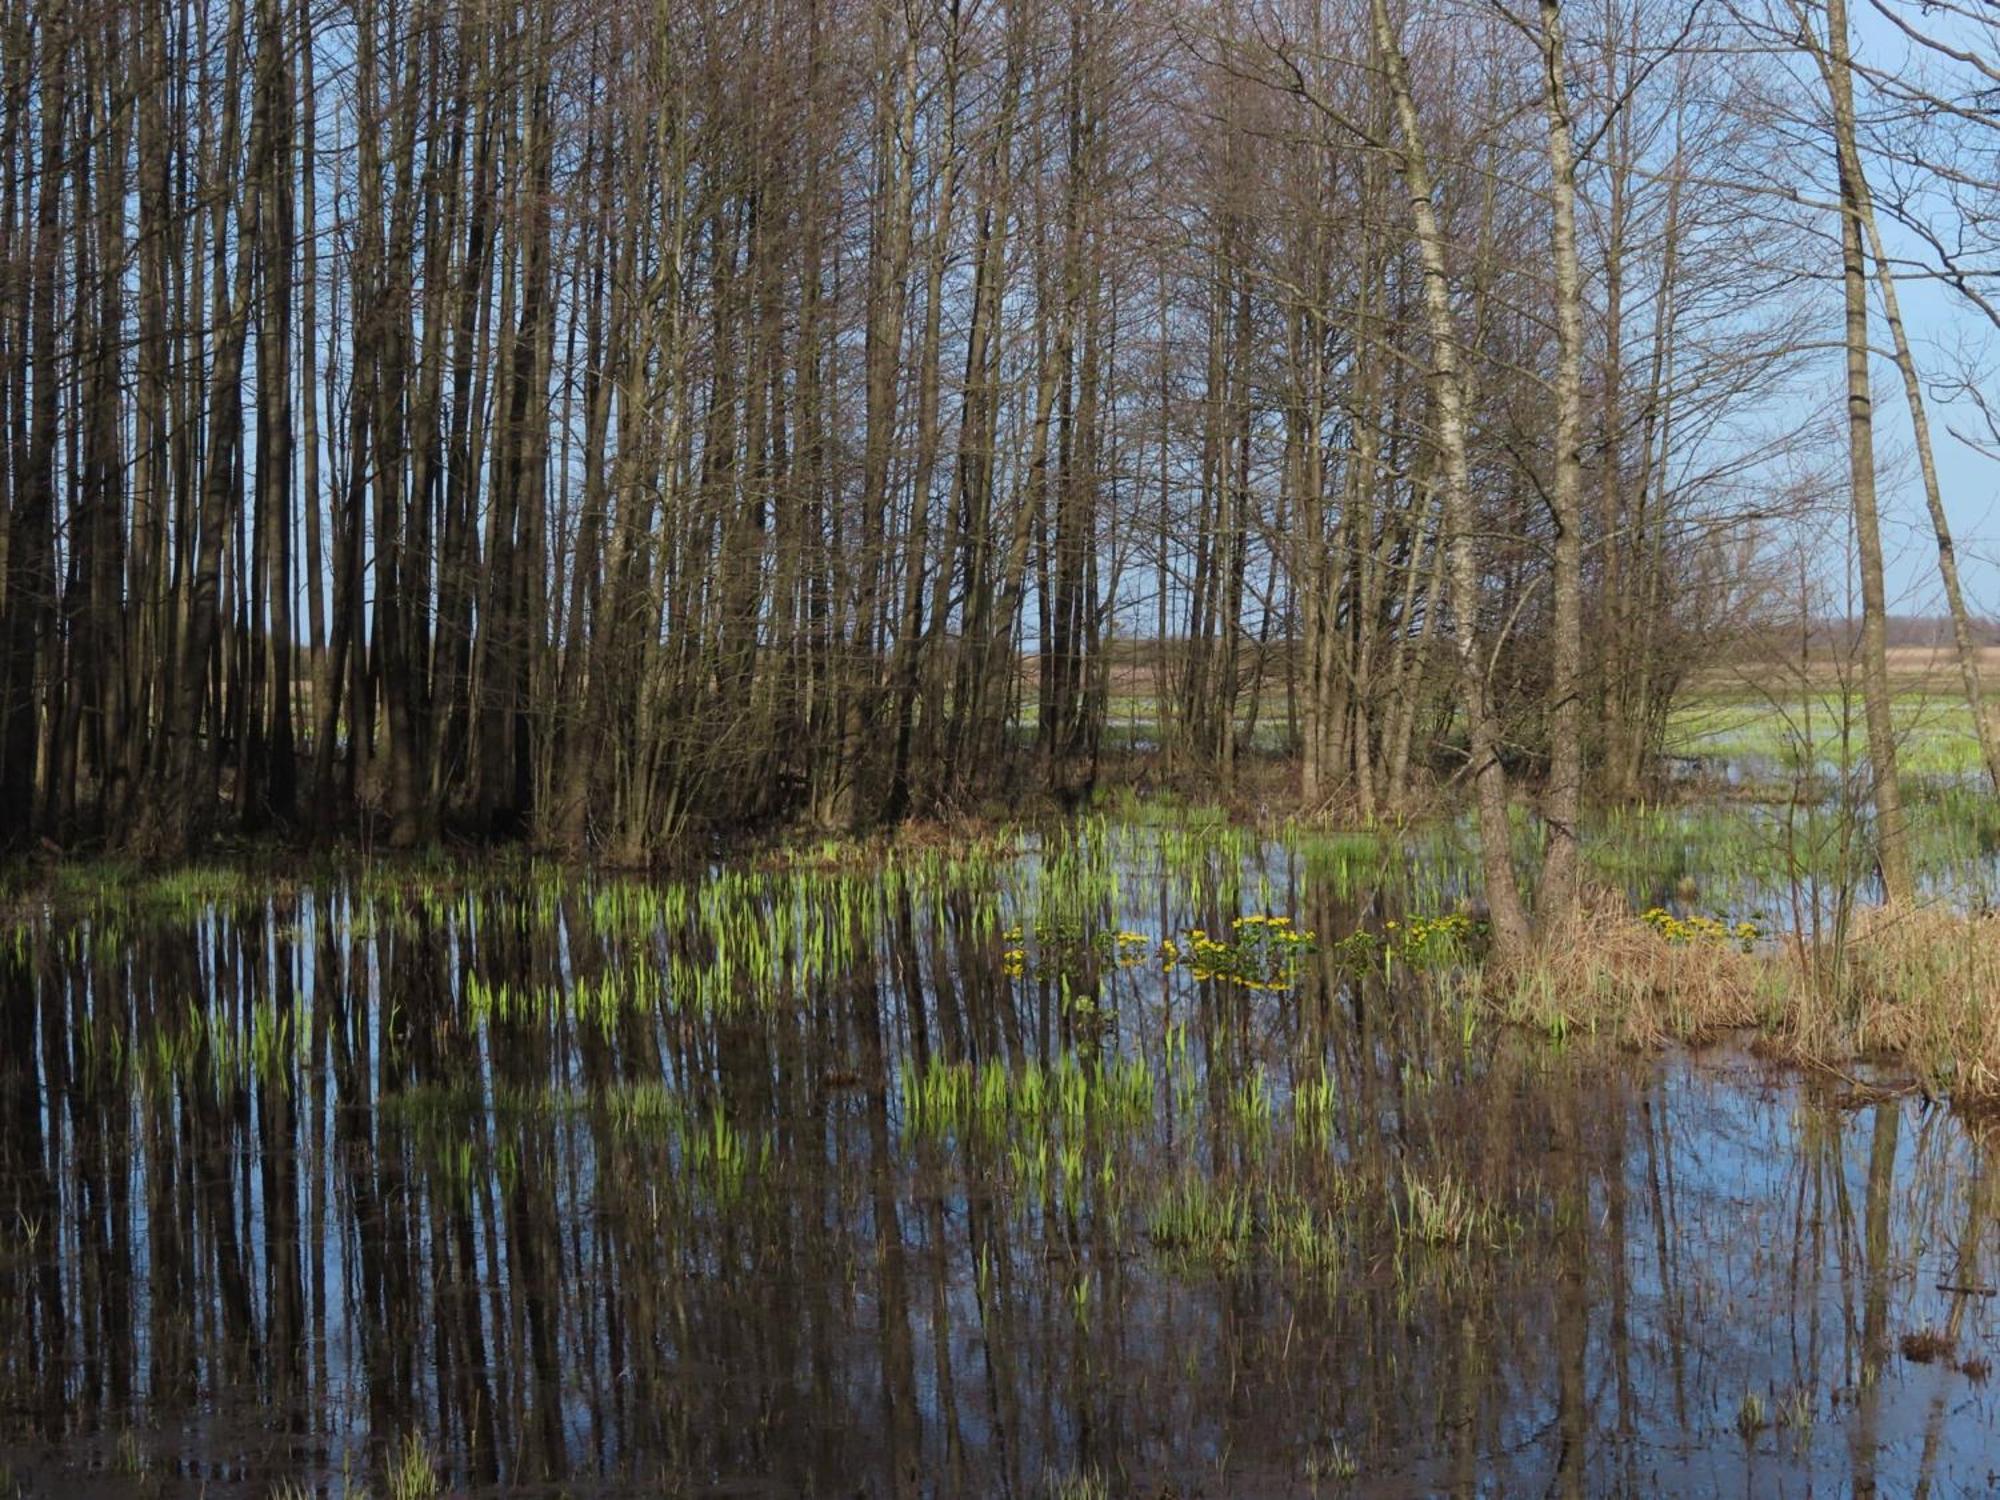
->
[0,0,1991,909]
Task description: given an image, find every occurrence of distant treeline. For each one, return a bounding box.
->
[1734,617,2000,655]
[0,0,1981,872]
[1874,617,2000,650]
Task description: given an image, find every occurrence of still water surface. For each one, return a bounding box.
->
[0,836,1995,1496]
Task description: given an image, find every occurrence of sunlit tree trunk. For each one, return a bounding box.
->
[1535,0,1585,921]
[1823,0,1912,903]
[1817,54,2000,794]
[1370,0,1532,956]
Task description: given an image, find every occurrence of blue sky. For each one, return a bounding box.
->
[1850,4,2000,616]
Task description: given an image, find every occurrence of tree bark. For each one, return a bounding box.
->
[1370,0,1533,957]
[1825,0,1913,903]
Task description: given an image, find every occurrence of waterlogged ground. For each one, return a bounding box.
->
[0,825,1997,1497]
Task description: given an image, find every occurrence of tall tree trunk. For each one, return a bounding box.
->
[1535,0,1585,922]
[1825,0,1912,903]
[1826,71,2000,794]
[1370,0,1532,957]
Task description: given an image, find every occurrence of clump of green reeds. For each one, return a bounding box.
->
[687,1104,769,1206]
[384,1429,440,1500]
[1394,1170,1501,1250]
[1227,1066,1275,1151]
[1147,1178,1251,1263]
[898,1052,1154,1144]
[1303,1439,1361,1485]
[1735,1390,1768,1443]
[1292,1067,1337,1146]
[1041,1466,1110,1500]
[1268,1193,1344,1271]
[113,1429,146,1477]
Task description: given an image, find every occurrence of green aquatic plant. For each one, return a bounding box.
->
[899,1052,1155,1145]
[1042,1467,1110,1500]
[1292,1067,1337,1147]
[385,1429,440,1500]
[1303,1439,1361,1485]
[113,1428,146,1477]
[1227,1066,1275,1151]
[604,1081,683,1137]
[1776,1386,1814,1436]
[1181,914,1316,990]
[1735,1391,1768,1443]
[1269,1194,1345,1272]
[1397,1171,1499,1250]
[1148,1178,1251,1263]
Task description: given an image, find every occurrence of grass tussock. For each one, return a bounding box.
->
[1491,898,2000,1104]
[1823,906,2000,1098]
[1495,897,1780,1047]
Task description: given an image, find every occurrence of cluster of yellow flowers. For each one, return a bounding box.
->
[1322,911,1480,970]
[1229,913,1316,945]
[994,913,1327,990]
[1388,912,1470,940]
[1180,916,1318,989]
[1388,911,1476,961]
[1640,907,1761,949]
[1109,929,1152,968]
[1181,928,1231,979]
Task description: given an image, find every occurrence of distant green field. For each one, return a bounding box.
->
[1021,672,1997,779]
[1667,687,1988,779]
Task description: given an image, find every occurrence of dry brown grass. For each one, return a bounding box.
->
[1484,898,2000,1103]
[1494,895,1781,1046]
[1899,1328,1956,1365]
[1821,906,2000,1098]
[1684,644,2000,698]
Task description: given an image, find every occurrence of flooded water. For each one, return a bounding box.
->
[1,832,1996,1497]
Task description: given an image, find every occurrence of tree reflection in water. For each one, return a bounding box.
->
[0,849,1994,1496]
